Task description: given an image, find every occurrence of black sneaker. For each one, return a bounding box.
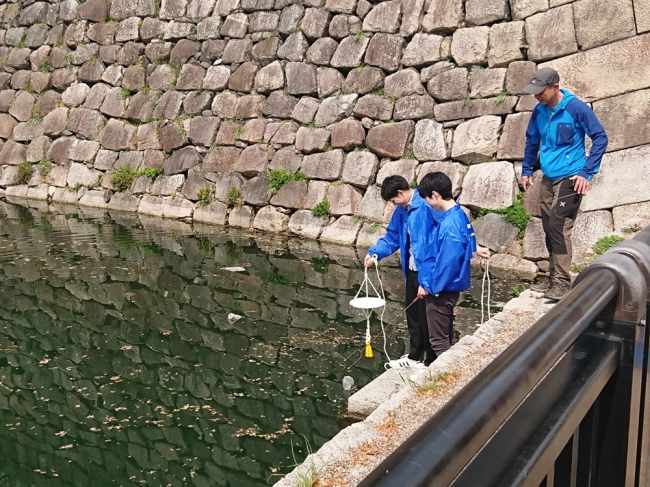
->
[544,280,570,300]
[530,277,553,293]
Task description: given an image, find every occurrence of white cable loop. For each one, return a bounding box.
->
[480,259,491,325]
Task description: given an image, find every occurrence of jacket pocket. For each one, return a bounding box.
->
[555,123,574,146]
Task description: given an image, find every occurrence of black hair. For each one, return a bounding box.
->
[418,172,453,200]
[380,175,410,201]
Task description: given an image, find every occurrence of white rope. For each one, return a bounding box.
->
[480,259,491,324]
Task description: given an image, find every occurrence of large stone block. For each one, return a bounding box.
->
[314,94,357,127]
[203,146,242,173]
[422,0,463,33]
[286,62,317,96]
[581,145,650,212]
[262,91,298,119]
[384,69,425,100]
[593,89,650,153]
[452,116,501,164]
[317,67,345,99]
[296,127,331,154]
[214,172,245,203]
[320,215,362,245]
[301,150,345,180]
[289,210,328,239]
[451,27,490,67]
[427,68,468,102]
[342,67,384,96]
[242,175,271,206]
[342,151,379,188]
[234,145,270,177]
[612,201,650,232]
[330,35,370,69]
[307,38,339,65]
[459,161,518,210]
[325,0,357,14]
[466,0,509,25]
[473,213,519,252]
[393,95,435,121]
[292,97,321,124]
[635,0,650,33]
[488,254,538,280]
[511,0,549,20]
[402,34,443,68]
[366,121,414,159]
[571,210,614,263]
[100,119,136,151]
[353,95,393,121]
[523,217,549,260]
[573,0,636,50]
[270,180,308,209]
[470,68,507,98]
[330,118,365,150]
[151,174,185,196]
[401,0,425,37]
[270,147,303,172]
[254,61,284,94]
[362,1,401,33]
[413,119,447,161]
[0,140,27,166]
[304,180,330,209]
[376,159,418,185]
[229,205,255,228]
[488,22,526,67]
[279,4,305,35]
[417,161,467,197]
[541,33,650,102]
[253,206,290,233]
[67,162,102,187]
[356,185,387,223]
[328,183,363,215]
[164,147,201,176]
[277,32,309,62]
[364,33,404,72]
[526,6,577,62]
[506,61,538,95]
[498,112,531,160]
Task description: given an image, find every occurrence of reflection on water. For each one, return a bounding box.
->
[0,199,520,487]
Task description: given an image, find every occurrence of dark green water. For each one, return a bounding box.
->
[0,198,522,487]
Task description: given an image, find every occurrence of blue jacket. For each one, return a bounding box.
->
[419,205,477,295]
[367,190,435,279]
[523,89,608,181]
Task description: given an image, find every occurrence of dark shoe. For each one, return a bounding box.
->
[544,280,570,300]
[530,277,553,293]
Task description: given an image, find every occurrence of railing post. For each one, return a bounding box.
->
[572,243,650,487]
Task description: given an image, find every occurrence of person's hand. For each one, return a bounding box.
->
[417,286,429,299]
[521,176,533,191]
[364,254,375,268]
[476,246,491,259]
[572,175,590,194]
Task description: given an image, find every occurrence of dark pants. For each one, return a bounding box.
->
[424,291,460,360]
[540,177,583,285]
[406,270,436,365]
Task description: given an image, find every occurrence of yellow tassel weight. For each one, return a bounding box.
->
[364,343,374,358]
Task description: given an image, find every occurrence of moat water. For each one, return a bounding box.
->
[0,198,524,487]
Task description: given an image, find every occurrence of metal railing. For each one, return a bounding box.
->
[359,225,650,487]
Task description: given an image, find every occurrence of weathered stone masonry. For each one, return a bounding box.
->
[1,0,650,272]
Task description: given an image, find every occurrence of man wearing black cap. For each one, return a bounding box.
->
[521,67,608,300]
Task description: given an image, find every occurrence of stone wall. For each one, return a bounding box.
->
[0,0,649,271]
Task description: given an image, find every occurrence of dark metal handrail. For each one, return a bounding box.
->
[359,225,650,487]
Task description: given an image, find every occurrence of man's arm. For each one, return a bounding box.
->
[575,102,608,181]
[522,110,541,191]
[366,213,401,266]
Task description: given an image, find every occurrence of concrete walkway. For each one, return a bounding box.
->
[275,290,555,487]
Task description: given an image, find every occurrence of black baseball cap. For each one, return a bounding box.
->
[522,67,560,95]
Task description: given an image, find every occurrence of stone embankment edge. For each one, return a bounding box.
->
[274,289,555,487]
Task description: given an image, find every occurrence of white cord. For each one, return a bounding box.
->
[372,258,391,365]
[480,259,491,324]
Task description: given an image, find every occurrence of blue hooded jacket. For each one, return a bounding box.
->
[523,89,608,181]
[367,190,436,279]
[418,204,477,295]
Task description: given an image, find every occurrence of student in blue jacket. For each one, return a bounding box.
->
[417,172,486,357]
[365,175,436,369]
[521,68,608,300]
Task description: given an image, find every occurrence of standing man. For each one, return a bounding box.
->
[521,68,608,300]
[364,175,435,369]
